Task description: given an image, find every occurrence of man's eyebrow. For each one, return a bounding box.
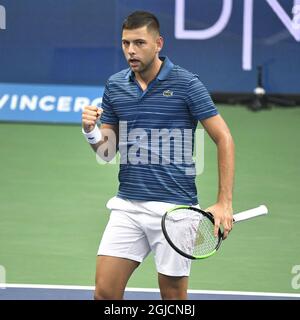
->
[122,38,147,42]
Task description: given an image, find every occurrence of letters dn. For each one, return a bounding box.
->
[0,5,6,30]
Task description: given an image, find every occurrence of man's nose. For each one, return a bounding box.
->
[128,43,136,55]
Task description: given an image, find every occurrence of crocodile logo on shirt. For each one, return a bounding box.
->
[163,90,173,97]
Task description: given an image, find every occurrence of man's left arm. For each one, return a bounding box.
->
[200,114,235,240]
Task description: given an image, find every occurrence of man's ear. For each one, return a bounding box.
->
[156,36,164,53]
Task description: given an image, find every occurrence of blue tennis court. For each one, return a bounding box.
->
[1,284,300,300]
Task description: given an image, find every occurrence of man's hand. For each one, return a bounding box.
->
[82,106,103,132]
[205,203,233,240]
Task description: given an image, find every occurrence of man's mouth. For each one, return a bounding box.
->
[129,58,140,66]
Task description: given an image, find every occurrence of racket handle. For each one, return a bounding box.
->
[233,205,268,223]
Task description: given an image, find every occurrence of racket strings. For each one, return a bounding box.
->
[193,218,218,256]
[165,209,219,258]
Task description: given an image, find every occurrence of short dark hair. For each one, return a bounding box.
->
[122,11,160,35]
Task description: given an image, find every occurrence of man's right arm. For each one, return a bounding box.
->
[82,105,119,160]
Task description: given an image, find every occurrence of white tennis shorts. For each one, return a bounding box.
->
[97,196,198,277]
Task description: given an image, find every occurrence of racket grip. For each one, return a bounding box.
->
[233,205,268,223]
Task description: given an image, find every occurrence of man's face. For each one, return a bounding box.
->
[122,26,163,74]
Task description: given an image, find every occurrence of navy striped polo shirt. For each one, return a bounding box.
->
[101,56,218,205]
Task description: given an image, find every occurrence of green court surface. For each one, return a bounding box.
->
[0,105,299,294]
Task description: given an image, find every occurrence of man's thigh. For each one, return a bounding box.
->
[94,255,139,299]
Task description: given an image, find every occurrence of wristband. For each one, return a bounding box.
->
[82,126,102,144]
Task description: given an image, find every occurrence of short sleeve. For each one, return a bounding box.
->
[100,81,119,124]
[185,76,218,121]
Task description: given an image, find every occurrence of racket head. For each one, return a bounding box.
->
[161,206,223,260]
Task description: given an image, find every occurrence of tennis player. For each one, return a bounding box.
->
[82,11,235,300]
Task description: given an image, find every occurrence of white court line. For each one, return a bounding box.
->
[4,283,95,290]
[3,283,300,298]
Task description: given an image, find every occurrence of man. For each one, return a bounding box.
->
[82,11,234,300]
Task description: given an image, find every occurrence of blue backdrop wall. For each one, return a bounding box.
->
[1,0,300,93]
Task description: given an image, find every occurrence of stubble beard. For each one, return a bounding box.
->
[131,55,156,76]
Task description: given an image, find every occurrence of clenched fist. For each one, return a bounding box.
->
[82,106,103,133]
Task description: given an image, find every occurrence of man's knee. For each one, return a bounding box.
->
[158,274,188,300]
[160,287,187,300]
[94,256,140,300]
[94,283,123,300]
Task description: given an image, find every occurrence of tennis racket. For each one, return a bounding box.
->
[161,205,268,260]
